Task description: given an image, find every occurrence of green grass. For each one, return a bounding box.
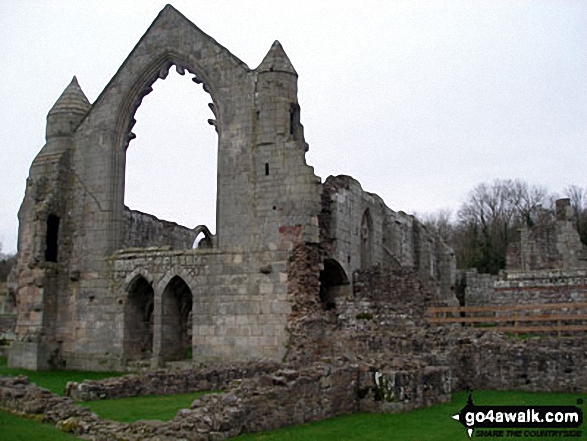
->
[0,411,80,441]
[81,391,217,422]
[1,357,584,441]
[230,390,586,441]
[0,356,126,395]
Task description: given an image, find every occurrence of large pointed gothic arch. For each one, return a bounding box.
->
[115,51,223,152]
[72,5,254,255]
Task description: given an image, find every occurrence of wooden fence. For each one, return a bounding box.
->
[426,302,587,336]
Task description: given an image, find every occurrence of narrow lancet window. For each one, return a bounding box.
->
[46,214,60,262]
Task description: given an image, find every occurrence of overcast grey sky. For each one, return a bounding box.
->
[1,0,585,254]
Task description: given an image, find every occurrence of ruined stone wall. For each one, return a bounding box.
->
[11,139,76,370]
[321,175,456,304]
[462,199,587,308]
[123,208,198,249]
[358,365,451,413]
[448,334,587,393]
[284,249,456,365]
[507,199,587,271]
[492,270,587,305]
[284,242,332,364]
[462,269,498,306]
[353,267,435,313]
[322,175,405,273]
[65,363,280,401]
[0,362,451,440]
[463,269,587,306]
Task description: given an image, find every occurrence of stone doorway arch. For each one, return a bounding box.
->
[124,275,155,361]
[159,275,193,362]
[319,258,350,310]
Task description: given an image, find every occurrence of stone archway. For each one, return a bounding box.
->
[319,258,350,310]
[160,275,193,362]
[124,275,154,361]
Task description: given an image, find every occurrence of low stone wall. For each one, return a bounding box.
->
[358,365,452,413]
[492,270,587,305]
[66,362,280,401]
[353,267,435,313]
[174,364,360,438]
[462,269,498,306]
[449,334,587,393]
[1,362,452,440]
[463,268,587,307]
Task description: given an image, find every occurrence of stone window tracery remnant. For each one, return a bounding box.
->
[361,209,373,270]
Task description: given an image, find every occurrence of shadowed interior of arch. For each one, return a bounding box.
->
[124,275,154,361]
[161,275,193,362]
[124,67,218,234]
[319,259,350,310]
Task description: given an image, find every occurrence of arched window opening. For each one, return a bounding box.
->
[45,214,60,262]
[360,209,373,270]
[289,103,300,140]
[319,258,349,310]
[191,225,214,249]
[124,68,217,233]
[124,276,154,361]
[192,231,212,249]
[161,276,193,362]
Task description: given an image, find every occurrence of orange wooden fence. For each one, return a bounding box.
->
[426,302,587,336]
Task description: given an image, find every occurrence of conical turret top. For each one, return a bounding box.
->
[257,41,297,76]
[48,76,91,117]
[46,76,91,139]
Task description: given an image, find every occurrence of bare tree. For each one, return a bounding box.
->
[512,180,548,227]
[419,180,581,273]
[421,208,454,244]
[456,179,549,273]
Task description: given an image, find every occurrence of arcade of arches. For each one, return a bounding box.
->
[125,274,193,364]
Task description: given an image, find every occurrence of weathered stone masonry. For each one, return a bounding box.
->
[4,4,587,438]
[464,199,587,307]
[0,362,451,440]
[9,5,455,371]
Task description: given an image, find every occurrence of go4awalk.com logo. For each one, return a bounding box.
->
[451,391,583,438]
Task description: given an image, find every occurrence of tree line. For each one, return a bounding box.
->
[422,180,587,275]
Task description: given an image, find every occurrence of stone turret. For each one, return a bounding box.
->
[255,41,301,145]
[252,40,319,247]
[10,77,90,370]
[46,76,90,139]
[256,40,298,76]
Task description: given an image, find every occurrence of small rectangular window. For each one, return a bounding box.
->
[265,163,269,176]
[289,104,300,139]
[46,214,60,262]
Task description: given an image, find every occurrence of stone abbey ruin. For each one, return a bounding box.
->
[4,5,587,439]
[10,4,457,371]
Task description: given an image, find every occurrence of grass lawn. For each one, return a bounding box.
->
[0,356,126,395]
[82,391,217,422]
[230,390,586,441]
[0,411,80,441]
[1,357,584,440]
